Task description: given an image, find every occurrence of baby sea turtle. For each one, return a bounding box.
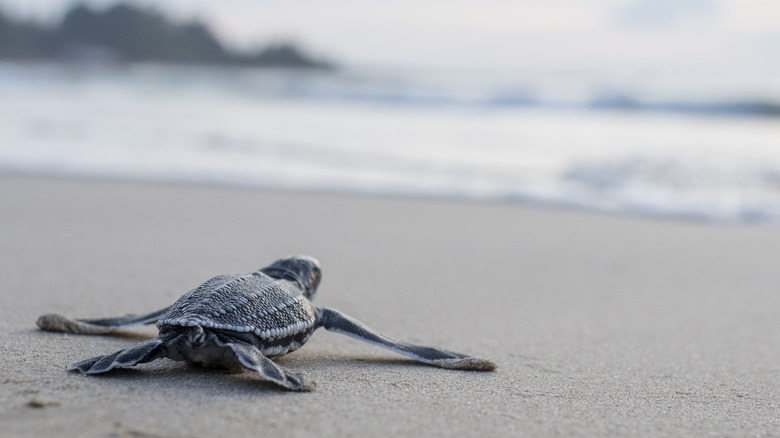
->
[37,256,496,391]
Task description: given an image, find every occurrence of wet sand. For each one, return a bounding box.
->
[1,174,779,437]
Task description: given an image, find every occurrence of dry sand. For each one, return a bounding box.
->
[1,173,779,437]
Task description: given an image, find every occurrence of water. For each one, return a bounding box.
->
[1,63,779,222]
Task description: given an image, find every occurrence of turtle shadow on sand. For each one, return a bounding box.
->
[67,363,305,396]
[64,355,495,396]
[36,256,497,392]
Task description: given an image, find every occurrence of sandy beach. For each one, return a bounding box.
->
[1,173,779,437]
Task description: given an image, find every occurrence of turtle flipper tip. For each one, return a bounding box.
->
[283,371,318,392]
[292,378,318,392]
[36,313,115,335]
[432,357,498,371]
[36,313,72,332]
[67,360,92,374]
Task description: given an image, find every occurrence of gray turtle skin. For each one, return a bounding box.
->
[37,256,496,391]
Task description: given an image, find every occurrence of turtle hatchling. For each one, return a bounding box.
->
[37,256,496,391]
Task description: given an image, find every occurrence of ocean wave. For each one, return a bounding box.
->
[560,157,780,221]
[2,63,780,222]
[3,62,777,117]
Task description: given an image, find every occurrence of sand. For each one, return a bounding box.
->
[1,173,779,437]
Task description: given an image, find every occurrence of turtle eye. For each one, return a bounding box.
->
[302,266,321,299]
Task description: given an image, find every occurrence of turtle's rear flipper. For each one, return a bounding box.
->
[317,307,497,371]
[69,337,168,374]
[219,340,317,392]
[37,306,171,335]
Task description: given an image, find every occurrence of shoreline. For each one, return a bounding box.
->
[1,169,775,227]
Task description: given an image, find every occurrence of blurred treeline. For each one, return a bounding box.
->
[0,3,333,69]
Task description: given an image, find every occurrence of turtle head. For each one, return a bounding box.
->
[263,255,322,299]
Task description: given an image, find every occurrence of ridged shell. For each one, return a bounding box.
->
[157,271,318,341]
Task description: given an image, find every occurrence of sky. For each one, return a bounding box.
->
[2,0,779,74]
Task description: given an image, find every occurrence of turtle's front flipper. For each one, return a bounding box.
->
[317,307,497,371]
[69,337,169,374]
[37,306,171,335]
[219,341,316,391]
